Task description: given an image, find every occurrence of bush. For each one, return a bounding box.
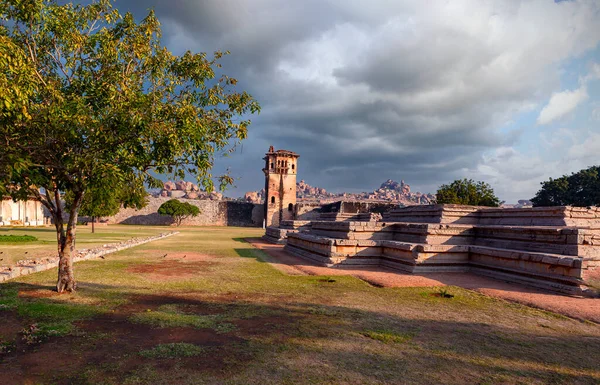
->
[436,179,501,207]
[0,235,38,242]
[531,166,600,207]
[157,199,200,226]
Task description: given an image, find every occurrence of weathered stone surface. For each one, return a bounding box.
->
[245,191,261,203]
[175,181,188,191]
[169,190,186,198]
[210,192,223,201]
[163,181,176,191]
[104,197,264,227]
[276,204,600,294]
[185,192,199,199]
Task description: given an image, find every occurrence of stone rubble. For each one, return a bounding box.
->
[0,231,179,282]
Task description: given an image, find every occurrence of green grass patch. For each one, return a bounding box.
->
[17,300,102,322]
[362,330,414,344]
[139,343,205,359]
[129,304,236,333]
[21,322,74,345]
[0,234,38,242]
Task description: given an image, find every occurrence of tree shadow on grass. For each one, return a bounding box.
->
[0,282,599,384]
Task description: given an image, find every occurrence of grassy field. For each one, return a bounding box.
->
[0,225,170,266]
[0,226,599,385]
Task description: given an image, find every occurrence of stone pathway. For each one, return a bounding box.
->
[247,238,600,323]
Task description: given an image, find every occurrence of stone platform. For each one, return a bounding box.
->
[269,205,600,294]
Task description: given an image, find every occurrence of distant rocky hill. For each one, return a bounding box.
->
[244,179,434,205]
[152,181,224,201]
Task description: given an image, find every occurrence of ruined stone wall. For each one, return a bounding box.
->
[103,197,263,227]
[320,201,399,215]
[0,198,47,226]
[295,202,322,220]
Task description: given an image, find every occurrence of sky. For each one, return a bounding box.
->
[114,0,600,203]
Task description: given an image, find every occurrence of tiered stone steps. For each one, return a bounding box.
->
[283,208,599,294]
[262,220,312,244]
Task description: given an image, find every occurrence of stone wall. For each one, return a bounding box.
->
[104,197,264,227]
[295,202,322,220]
[320,201,399,215]
[1,198,48,226]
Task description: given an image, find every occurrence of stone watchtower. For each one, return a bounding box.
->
[263,146,299,227]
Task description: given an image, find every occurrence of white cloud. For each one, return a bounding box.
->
[568,132,600,161]
[536,86,588,125]
[582,62,600,83]
[593,106,600,121]
[119,0,600,200]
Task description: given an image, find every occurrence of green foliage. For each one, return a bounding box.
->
[436,178,501,207]
[157,199,200,226]
[21,322,73,345]
[0,234,38,242]
[0,0,258,290]
[139,343,205,359]
[531,166,600,207]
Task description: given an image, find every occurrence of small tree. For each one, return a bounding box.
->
[158,199,200,226]
[0,0,259,292]
[531,166,600,207]
[436,179,501,207]
[67,186,146,233]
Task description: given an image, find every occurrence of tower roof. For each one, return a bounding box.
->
[264,146,299,158]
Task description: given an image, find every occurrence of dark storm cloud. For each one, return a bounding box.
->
[113,0,600,201]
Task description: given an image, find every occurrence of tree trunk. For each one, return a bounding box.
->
[92,216,95,233]
[56,231,76,293]
[55,191,82,293]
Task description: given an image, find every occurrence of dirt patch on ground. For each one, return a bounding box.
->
[126,260,214,281]
[0,292,298,384]
[143,249,222,262]
[0,311,22,343]
[247,238,600,324]
[18,289,57,299]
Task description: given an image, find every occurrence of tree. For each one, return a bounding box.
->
[158,199,200,226]
[0,0,260,292]
[531,166,600,207]
[436,178,501,207]
[66,185,145,233]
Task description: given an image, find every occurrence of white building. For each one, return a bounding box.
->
[1,197,46,226]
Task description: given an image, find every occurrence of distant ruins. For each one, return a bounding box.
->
[1,197,46,226]
[262,149,599,295]
[262,146,299,227]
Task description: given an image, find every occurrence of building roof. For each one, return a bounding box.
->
[264,146,299,157]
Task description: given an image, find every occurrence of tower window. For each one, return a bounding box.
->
[291,164,295,170]
[271,196,275,204]
[270,162,274,169]
[288,203,293,211]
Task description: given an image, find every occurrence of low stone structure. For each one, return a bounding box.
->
[104,197,264,227]
[265,204,600,294]
[1,197,48,226]
[0,231,178,282]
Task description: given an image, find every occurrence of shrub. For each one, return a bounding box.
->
[157,199,200,226]
[436,179,501,207]
[0,235,38,242]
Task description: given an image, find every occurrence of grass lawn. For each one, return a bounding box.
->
[0,225,171,266]
[0,226,598,385]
